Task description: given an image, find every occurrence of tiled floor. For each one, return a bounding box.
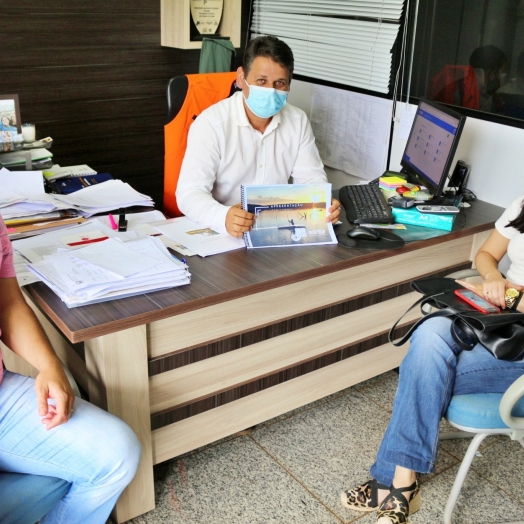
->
[124,371,524,524]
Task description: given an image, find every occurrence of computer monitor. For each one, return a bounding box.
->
[400,98,466,203]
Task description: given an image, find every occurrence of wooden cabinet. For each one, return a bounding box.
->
[161,0,241,49]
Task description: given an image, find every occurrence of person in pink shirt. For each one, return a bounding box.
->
[0,216,141,523]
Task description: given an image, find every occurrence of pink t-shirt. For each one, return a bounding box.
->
[0,215,16,385]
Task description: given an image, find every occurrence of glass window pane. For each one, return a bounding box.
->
[408,0,524,123]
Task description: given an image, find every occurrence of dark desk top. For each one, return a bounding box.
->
[25,199,503,343]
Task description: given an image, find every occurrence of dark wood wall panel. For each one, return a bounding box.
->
[1,1,251,208]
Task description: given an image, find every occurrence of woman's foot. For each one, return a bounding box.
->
[375,478,421,523]
[340,479,390,512]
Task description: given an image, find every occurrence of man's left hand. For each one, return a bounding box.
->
[36,363,75,430]
[327,199,341,224]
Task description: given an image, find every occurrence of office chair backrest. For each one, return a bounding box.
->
[164,72,238,217]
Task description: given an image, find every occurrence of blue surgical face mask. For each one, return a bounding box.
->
[243,79,288,118]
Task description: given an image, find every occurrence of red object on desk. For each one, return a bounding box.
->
[66,236,109,247]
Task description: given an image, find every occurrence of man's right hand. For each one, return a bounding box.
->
[226,204,255,238]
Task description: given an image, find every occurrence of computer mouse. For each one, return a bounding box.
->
[347,226,381,241]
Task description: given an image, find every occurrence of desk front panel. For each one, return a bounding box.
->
[147,234,479,438]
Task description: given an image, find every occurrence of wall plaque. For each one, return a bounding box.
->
[190,0,224,35]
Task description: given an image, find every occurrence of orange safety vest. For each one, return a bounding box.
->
[430,65,480,110]
[164,72,237,217]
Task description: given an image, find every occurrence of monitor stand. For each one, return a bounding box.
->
[429,195,454,205]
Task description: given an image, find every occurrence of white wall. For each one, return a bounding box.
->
[290,79,524,209]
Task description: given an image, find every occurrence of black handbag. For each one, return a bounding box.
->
[389,277,524,361]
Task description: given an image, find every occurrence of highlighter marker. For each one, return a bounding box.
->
[108,214,118,230]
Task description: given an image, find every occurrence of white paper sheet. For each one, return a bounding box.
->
[397,104,417,140]
[155,217,245,257]
[310,85,393,180]
[69,238,162,277]
[0,168,45,196]
[12,219,118,263]
[53,180,153,212]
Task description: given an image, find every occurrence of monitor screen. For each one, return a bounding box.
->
[400,98,465,201]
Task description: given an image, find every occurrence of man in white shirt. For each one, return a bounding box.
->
[176,36,340,238]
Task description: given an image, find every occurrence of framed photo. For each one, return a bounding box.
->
[0,94,21,134]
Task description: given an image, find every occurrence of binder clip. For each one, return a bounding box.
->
[118,209,127,232]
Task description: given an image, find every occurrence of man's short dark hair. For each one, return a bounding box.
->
[243,36,294,79]
[469,45,507,71]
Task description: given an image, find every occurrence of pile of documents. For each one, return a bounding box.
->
[0,168,72,221]
[25,235,190,307]
[52,179,154,217]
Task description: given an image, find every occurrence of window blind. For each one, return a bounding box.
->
[251,0,405,94]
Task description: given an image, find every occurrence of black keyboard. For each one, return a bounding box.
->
[339,184,394,224]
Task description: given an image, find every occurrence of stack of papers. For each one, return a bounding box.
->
[0,168,71,220]
[52,179,154,217]
[26,236,191,307]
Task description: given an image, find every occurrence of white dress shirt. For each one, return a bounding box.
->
[176,91,328,230]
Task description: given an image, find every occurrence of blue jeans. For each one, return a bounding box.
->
[0,371,142,524]
[370,317,524,486]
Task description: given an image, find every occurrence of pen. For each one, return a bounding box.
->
[108,214,118,230]
[67,236,109,247]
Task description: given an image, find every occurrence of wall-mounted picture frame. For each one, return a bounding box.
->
[0,94,22,134]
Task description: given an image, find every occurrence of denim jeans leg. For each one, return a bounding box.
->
[0,371,142,524]
[369,316,524,486]
[370,317,461,485]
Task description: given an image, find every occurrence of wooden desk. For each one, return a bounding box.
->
[8,199,501,522]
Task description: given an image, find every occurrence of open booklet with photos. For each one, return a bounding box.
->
[241,183,337,248]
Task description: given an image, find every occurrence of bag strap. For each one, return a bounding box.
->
[450,316,478,350]
[389,291,454,347]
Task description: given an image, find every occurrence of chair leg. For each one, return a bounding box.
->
[443,432,489,524]
[439,430,476,440]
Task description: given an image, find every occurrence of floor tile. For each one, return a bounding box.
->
[352,370,398,392]
[128,436,342,524]
[470,437,524,504]
[350,464,524,524]
[353,370,399,413]
[251,389,392,522]
[439,431,503,459]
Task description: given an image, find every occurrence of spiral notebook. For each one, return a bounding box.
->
[240,183,337,248]
[43,164,97,181]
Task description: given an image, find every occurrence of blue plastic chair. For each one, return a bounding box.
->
[0,472,71,524]
[442,375,524,524]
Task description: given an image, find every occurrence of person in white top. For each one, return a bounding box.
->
[340,195,524,524]
[176,35,341,238]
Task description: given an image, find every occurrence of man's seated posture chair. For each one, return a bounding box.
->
[164,72,238,217]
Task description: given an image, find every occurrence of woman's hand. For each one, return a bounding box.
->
[455,277,522,309]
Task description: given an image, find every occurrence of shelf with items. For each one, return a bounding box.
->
[161,0,241,50]
[0,138,54,171]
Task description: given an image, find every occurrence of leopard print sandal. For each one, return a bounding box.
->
[340,479,390,512]
[375,479,421,524]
